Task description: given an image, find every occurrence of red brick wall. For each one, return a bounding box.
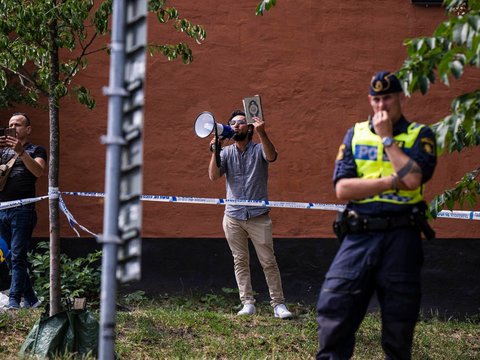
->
[2,1,479,238]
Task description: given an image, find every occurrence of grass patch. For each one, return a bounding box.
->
[0,292,478,359]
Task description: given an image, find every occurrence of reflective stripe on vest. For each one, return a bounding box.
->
[351,120,424,205]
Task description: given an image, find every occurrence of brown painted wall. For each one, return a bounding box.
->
[2,1,479,239]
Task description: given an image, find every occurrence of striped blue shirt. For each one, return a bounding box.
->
[220,141,271,220]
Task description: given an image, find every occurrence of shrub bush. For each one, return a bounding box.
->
[29,241,102,305]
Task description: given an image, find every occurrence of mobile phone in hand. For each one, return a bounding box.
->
[4,128,16,138]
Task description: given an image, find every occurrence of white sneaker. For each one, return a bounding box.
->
[237,303,256,316]
[274,304,292,319]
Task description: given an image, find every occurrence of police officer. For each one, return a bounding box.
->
[316,71,437,360]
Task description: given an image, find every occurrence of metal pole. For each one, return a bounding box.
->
[99,0,127,358]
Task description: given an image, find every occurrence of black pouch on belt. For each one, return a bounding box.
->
[332,209,349,243]
[412,205,436,241]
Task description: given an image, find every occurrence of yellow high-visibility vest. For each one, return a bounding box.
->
[351,120,424,205]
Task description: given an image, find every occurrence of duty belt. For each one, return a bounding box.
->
[344,214,415,233]
[333,206,435,242]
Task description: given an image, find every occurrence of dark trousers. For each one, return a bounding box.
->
[316,227,423,360]
[0,204,37,303]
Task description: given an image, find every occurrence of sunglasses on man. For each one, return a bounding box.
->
[229,119,247,126]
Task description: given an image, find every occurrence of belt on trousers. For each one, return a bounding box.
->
[346,214,416,233]
[333,206,435,241]
[345,214,415,233]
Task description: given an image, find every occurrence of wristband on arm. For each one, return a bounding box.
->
[390,174,399,192]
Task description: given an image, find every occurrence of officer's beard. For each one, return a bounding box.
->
[233,131,248,141]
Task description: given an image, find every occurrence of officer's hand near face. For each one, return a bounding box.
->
[372,110,393,138]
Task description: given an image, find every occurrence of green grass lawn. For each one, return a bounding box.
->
[1,291,479,359]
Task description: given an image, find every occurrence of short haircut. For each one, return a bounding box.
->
[228,109,255,140]
[11,112,31,126]
[228,109,246,122]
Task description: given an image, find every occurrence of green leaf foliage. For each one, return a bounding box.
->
[0,0,107,104]
[74,85,95,109]
[431,90,480,154]
[256,0,277,16]
[398,0,480,216]
[430,168,480,217]
[0,71,38,108]
[148,1,206,64]
[399,2,480,96]
[29,241,102,304]
[0,0,206,108]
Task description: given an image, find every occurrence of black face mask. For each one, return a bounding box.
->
[233,132,248,141]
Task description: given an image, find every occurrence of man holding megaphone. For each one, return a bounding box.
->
[208,109,292,319]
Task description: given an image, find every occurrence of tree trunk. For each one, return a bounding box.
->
[48,105,61,316]
[48,14,61,317]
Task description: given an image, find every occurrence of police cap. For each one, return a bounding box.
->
[369,71,403,96]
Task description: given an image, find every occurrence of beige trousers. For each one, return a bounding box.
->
[222,213,285,307]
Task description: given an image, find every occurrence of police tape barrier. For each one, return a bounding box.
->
[59,196,97,238]
[61,191,480,221]
[0,195,98,237]
[0,196,49,211]
[0,192,478,240]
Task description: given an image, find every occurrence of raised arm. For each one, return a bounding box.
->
[252,116,277,162]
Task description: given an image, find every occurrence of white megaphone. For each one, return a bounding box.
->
[194,111,235,139]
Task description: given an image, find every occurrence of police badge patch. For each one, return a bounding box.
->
[420,137,435,155]
[336,144,346,161]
